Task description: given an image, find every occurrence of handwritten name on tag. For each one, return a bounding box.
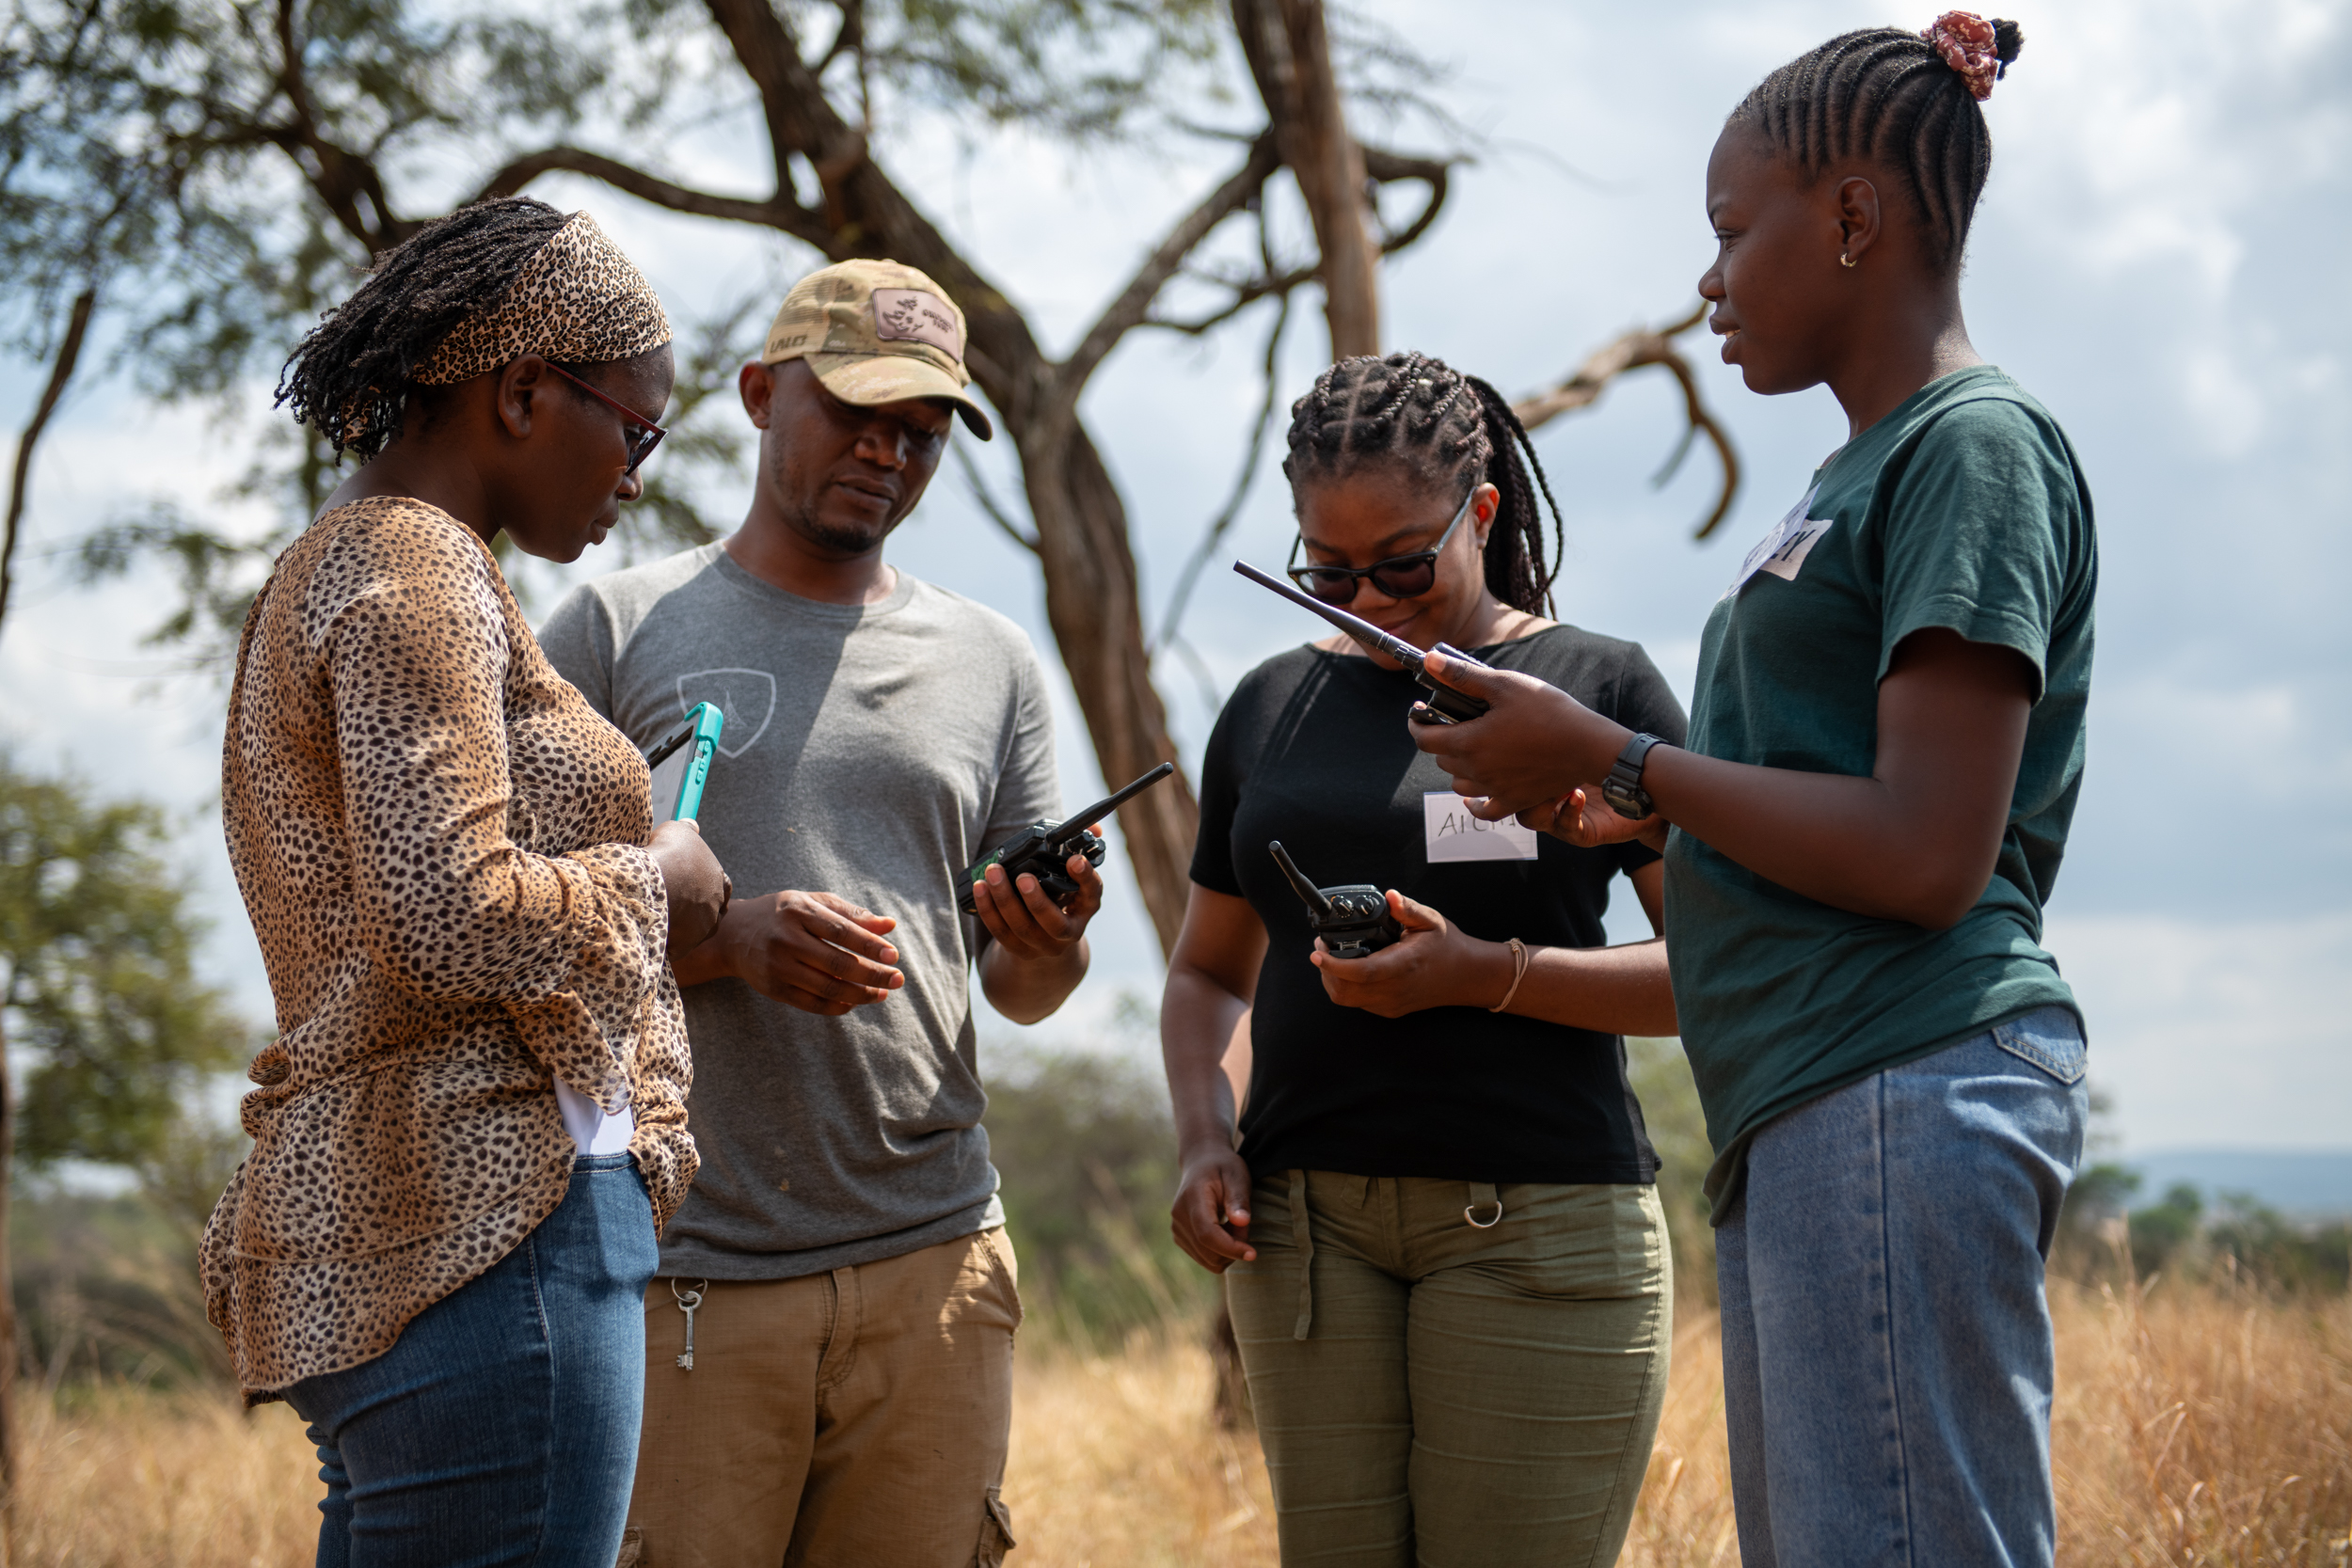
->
[1423,791,1540,863]
[1726,484,1833,597]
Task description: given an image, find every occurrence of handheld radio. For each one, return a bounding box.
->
[957,762,1178,915]
[645,703,725,824]
[1232,561,1492,725]
[1267,841,1403,959]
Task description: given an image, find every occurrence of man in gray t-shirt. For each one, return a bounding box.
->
[541,260,1101,1568]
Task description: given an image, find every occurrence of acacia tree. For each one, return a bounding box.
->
[1,0,1734,952]
[0,759,257,1505]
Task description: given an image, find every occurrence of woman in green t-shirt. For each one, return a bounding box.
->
[1408,15,2095,1568]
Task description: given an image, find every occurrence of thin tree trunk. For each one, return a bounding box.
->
[1234,0,1380,357]
[1018,427,1195,957]
[1,288,98,635]
[0,1008,12,1559]
[1274,0,1378,356]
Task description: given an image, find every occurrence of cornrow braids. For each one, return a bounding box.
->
[276,197,571,461]
[1730,17,2024,267]
[1281,351,1565,616]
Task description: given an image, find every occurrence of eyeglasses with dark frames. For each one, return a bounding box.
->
[543,361,668,476]
[1285,485,1477,607]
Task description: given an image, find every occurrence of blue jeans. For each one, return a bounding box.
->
[1716,1006,2089,1568]
[285,1153,660,1568]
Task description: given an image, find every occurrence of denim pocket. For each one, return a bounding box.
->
[1992,1005,2088,1085]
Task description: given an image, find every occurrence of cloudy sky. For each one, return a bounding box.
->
[5,0,2345,1154]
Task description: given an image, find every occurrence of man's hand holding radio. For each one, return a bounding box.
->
[673,890,906,1017]
[971,842,1103,1026]
[969,846,1104,961]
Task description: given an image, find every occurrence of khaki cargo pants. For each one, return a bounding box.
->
[1226,1173,1672,1568]
[618,1227,1021,1568]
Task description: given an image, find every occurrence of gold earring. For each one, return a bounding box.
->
[1839,252,1858,269]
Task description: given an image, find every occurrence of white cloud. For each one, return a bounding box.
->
[2048,911,2352,1149]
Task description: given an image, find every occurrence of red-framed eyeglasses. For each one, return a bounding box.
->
[543,362,668,476]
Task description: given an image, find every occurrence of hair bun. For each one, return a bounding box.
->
[1921,10,2015,100]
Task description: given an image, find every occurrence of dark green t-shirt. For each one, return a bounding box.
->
[1663,366,2097,1220]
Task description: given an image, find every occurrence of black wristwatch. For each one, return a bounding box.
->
[1600,732,1666,821]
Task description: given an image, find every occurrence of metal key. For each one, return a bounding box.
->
[671,1278,706,1371]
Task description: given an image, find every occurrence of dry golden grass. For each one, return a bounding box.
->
[13,1285,2349,1566]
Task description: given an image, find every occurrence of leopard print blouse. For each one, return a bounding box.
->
[204,497,696,1404]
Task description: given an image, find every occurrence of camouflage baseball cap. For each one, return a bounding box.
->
[760,259,993,440]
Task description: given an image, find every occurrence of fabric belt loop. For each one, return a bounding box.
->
[1290,1168,1315,1341]
[1465,1180,1503,1228]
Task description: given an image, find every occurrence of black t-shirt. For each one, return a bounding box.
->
[1191,625,1689,1185]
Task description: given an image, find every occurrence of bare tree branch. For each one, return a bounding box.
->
[1143,141,1455,337]
[1049,133,1280,424]
[953,443,1039,553]
[1155,288,1291,650]
[473,148,824,245]
[2,288,97,633]
[1512,302,1740,539]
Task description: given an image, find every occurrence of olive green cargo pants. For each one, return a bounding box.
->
[1226,1173,1671,1567]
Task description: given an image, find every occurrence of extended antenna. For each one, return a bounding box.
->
[1232,561,1422,666]
[1046,762,1176,842]
[1267,841,1334,918]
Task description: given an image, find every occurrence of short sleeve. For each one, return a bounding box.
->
[978,643,1061,856]
[1877,397,2087,702]
[1188,687,1248,897]
[537,583,618,721]
[1604,642,1690,878]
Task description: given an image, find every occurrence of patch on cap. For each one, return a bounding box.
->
[872,289,963,359]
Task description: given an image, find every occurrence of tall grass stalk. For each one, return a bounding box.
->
[13,1284,2348,1565]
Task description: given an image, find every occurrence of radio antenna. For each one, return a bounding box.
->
[1266,841,1334,918]
[1045,762,1175,842]
[1233,562,1426,667]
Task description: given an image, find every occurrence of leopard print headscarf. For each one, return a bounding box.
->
[416,213,671,385]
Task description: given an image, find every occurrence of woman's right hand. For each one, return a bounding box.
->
[1171,1143,1257,1274]
[649,819,730,958]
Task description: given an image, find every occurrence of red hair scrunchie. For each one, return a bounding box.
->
[1923,10,2002,101]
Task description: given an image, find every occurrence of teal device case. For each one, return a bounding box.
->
[645,702,725,824]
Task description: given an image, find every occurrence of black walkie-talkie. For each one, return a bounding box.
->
[1267,841,1403,959]
[1233,561,1491,725]
[957,763,1178,915]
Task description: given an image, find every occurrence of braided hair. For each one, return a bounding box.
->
[1281,351,1565,616]
[1731,18,2025,268]
[277,197,571,461]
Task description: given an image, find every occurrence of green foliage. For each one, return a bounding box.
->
[982,1024,1216,1346]
[2053,1163,2351,1296]
[2205,1192,2352,1294]
[1626,1036,1717,1302]
[2129,1180,2205,1281]
[0,757,256,1170]
[1,0,1235,655]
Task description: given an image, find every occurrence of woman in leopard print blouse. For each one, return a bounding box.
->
[209,196,729,1565]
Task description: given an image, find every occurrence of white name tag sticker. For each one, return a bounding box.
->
[1727,484,1832,597]
[1423,791,1540,863]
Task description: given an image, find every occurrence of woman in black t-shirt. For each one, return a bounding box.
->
[1162,351,1685,1568]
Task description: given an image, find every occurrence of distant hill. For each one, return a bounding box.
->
[2121,1149,2352,1219]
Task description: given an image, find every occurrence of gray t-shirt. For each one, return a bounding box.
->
[540,545,1059,1279]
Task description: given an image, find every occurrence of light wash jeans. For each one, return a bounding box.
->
[1716,1005,2089,1568]
[285,1152,660,1568]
